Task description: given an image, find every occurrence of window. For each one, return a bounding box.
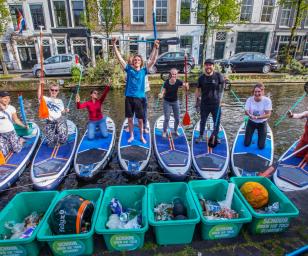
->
[254,53,267,60]
[261,0,274,22]
[72,1,85,27]
[279,2,291,26]
[61,55,72,62]
[42,40,51,59]
[9,5,24,30]
[197,4,204,24]
[46,56,60,64]
[56,39,66,54]
[53,1,67,27]
[180,36,193,54]
[240,0,253,21]
[129,37,138,54]
[304,40,308,56]
[242,54,253,61]
[30,5,45,30]
[132,0,145,23]
[304,10,308,27]
[156,0,168,23]
[180,0,190,24]
[94,39,103,58]
[216,32,226,41]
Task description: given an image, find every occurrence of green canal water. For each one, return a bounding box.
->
[0,84,306,206]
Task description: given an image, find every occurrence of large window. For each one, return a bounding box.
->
[156,0,168,23]
[132,0,145,23]
[279,2,291,26]
[72,1,85,27]
[261,0,274,22]
[197,4,204,24]
[180,36,193,54]
[53,1,67,27]
[180,0,190,24]
[240,0,254,21]
[30,5,45,30]
[9,5,24,30]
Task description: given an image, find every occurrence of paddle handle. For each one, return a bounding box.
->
[184,54,188,112]
[280,143,308,162]
[18,95,27,125]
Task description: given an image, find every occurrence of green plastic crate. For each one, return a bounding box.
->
[95,185,148,252]
[189,180,252,240]
[14,123,34,137]
[148,182,200,245]
[37,188,103,256]
[0,191,58,256]
[230,177,299,234]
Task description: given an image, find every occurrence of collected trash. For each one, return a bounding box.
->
[49,195,94,235]
[106,198,142,229]
[240,181,269,209]
[256,202,280,214]
[154,198,188,221]
[3,212,43,239]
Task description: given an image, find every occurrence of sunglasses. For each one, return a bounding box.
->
[50,89,59,92]
[92,92,98,95]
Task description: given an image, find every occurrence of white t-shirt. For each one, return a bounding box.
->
[44,96,64,121]
[0,105,16,133]
[245,96,272,123]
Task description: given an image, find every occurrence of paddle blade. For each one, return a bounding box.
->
[0,151,6,165]
[182,111,191,126]
[258,165,276,177]
[38,97,49,119]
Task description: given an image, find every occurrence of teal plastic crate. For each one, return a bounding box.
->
[230,177,299,234]
[37,188,103,256]
[95,185,148,252]
[0,191,58,256]
[189,180,252,240]
[148,182,200,245]
[14,123,34,136]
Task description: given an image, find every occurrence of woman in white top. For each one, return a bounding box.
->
[0,91,27,156]
[244,83,272,149]
[37,83,69,147]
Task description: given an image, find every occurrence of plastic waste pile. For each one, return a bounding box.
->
[154,198,188,221]
[2,212,43,239]
[106,198,142,229]
[255,202,280,214]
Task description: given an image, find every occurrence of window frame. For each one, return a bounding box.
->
[29,4,46,30]
[156,0,168,24]
[240,0,254,22]
[52,0,68,27]
[131,0,146,24]
[9,4,24,30]
[260,0,275,23]
[279,2,292,27]
[72,0,86,27]
[180,0,190,24]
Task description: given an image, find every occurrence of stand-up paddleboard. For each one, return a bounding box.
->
[118,118,151,176]
[192,118,229,179]
[74,117,116,179]
[231,122,274,177]
[31,120,78,190]
[273,140,308,191]
[0,122,40,192]
[153,115,191,180]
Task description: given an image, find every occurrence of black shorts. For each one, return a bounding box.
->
[125,97,144,119]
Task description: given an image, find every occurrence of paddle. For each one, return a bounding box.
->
[259,143,308,177]
[152,0,157,40]
[182,53,190,126]
[18,94,27,126]
[38,26,49,119]
[67,66,83,110]
[274,83,308,127]
[230,88,249,124]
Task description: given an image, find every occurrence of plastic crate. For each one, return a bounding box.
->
[14,123,34,137]
[37,188,103,256]
[148,182,200,245]
[95,185,148,252]
[189,179,252,240]
[0,191,58,256]
[230,177,299,234]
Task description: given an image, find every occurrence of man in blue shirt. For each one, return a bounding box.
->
[112,38,159,144]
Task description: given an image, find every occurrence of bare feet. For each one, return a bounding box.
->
[140,136,147,144]
[162,132,167,138]
[128,136,134,143]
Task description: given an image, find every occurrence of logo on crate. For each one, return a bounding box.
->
[110,234,141,251]
[51,240,86,256]
[255,217,290,234]
[208,224,239,239]
[0,245,27,256]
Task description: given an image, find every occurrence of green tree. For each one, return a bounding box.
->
[195,0,240,68]
[0,0,10,74]
[279,0,308,66]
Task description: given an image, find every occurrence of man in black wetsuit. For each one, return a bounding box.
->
[195,59,224,144]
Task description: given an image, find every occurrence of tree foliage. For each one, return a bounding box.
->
[195,0,240,68]
[279,0,308,66]
[0,0,10,74]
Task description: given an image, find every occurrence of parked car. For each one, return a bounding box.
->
[150,52,195,74]
[216,52,278,74]
[299,58,308,68]
[32,54,83,78]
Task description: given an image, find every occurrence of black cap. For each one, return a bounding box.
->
[204,59,215,65]
[0,91,10,97]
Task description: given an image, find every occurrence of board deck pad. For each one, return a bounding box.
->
[277,166,308,187]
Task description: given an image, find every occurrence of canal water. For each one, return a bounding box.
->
[0,83,306,207]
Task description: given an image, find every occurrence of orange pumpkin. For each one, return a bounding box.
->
[240,182,269,209]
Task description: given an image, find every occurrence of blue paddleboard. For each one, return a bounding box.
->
[0,122,40,192]
[273,140,308,191]
[31,120,78,190]
[153,115,191,181]
[231,122,274,176]
[192,118,229,179]
[74,117,116,179]
[118,118,151,176]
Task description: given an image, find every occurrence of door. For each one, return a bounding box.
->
[61,55,73,74]
[235,32,268,54]
[18,47,37,69]
[44,56,61,75]
[253,53,268,72]
[233,53,253,72]
[214,42,225,60]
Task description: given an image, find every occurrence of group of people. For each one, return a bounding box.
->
[0,38,307,165]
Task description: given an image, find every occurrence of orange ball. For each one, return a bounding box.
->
[240,182,269,209]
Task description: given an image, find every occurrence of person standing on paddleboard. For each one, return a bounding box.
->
[159,68,189,137]
[75,85,110,140]
[244,83,272,149]
[37,83,69,147]
[0,91,28,157]
[112,37,159,144]
[195,59,225,144]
